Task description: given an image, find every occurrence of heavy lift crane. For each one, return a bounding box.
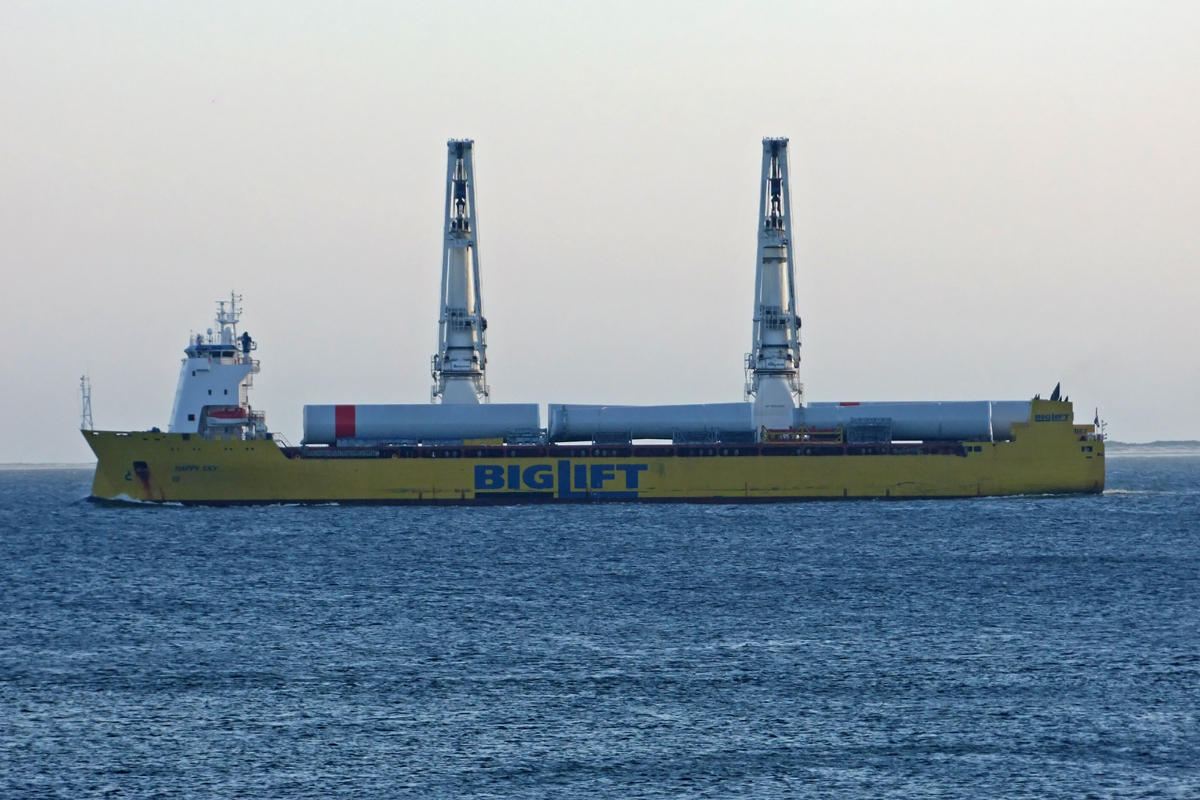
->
[431,139,490,404]
[746,137,803,430]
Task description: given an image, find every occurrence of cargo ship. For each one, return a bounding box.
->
[84,139,1104,504]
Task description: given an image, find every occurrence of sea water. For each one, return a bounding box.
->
[1,458,1198,798]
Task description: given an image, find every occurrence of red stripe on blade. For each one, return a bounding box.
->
[334,405,356,439]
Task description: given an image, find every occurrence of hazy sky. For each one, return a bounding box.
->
[2,1,1198,462]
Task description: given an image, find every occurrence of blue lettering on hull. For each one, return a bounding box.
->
[474,461,646,498]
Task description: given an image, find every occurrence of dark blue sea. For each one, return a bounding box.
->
[2,458,1198,798]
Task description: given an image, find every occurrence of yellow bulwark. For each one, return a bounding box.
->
[84,399,1104,505]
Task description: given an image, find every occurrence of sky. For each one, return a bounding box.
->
[1,1,1198,462]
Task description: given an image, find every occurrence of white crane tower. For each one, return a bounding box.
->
[746,137,803,431]
[431,139,489,405]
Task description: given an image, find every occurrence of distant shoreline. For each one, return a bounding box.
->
[1105,441,1200,457]
[0,463,97,470]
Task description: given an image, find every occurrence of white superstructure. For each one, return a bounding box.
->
[746,138,803,431]
[167,294,266,438]
[431,139,489,405]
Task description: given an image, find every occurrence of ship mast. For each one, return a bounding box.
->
[431,139,489,404]
[215,292,241,345]
[79,375,94,431]
[746,137,802,431]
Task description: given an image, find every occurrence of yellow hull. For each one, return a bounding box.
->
[83,400,1103,504]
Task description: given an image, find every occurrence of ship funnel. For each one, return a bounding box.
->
[746,138,802,431]
[431,140,489,404]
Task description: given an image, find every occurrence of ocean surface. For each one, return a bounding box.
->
[2,458,1198,799]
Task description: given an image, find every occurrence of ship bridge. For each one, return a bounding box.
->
[167,293,267,440]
